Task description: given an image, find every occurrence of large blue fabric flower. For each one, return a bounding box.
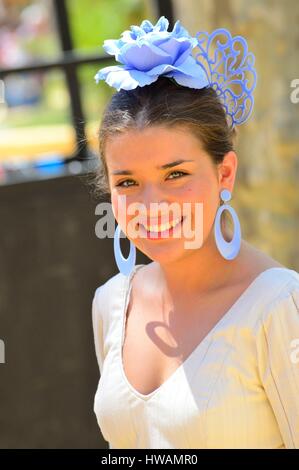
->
[94,16,209,91]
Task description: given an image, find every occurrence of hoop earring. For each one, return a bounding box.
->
[214,189,241,260]
[113,223,136,276]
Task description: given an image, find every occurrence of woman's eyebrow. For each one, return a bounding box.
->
[111,159,195,176]
[158,159,195,170]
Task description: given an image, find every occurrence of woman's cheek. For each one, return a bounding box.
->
[111,190,118,219]
[111,190,128,230]
[188,182,217,234]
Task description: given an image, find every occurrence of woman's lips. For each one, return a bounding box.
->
[138,215,185,240]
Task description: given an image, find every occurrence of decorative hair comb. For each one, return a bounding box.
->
[94,16,257,127]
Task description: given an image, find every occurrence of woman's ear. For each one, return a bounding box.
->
[217,151,238,191]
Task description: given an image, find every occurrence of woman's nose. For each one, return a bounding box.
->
[137,187,173,223]
[139,184,160,208]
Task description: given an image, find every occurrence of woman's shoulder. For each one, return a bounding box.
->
[262,265,299,286]
[259,266,299,315]
[249,266,299,337]
[92,263,146,315]
[237,240,299,308]
[93,270,124,300]
[265,264,298,303]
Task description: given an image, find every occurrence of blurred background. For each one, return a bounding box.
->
[0,0,298,449]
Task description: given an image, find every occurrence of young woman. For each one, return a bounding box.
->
[91,16,299,449]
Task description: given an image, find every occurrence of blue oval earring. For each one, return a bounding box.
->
[113,223,136,276]
[214,189,241,260]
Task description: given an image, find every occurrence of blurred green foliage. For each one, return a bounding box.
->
[4,0,150,129]
[68,0,147,51]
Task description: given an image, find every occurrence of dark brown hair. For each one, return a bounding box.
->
[92,76,238,229]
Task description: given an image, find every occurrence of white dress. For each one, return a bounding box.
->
[92,264,299,449]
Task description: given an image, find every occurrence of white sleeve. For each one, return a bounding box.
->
[92,286,105,375]
[256,287,299,448]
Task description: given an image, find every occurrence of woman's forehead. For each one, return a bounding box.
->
[105,127,203,169]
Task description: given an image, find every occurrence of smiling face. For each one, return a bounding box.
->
[105,125,237,264]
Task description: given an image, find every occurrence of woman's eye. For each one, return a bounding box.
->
[166,170,188,180]
[116,179,136,188]
[116,171,187,188]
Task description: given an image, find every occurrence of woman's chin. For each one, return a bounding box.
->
[139,241,187,265]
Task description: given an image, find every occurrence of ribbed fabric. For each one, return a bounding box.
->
[92,265,299,449]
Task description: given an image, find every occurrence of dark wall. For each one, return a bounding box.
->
[0,173,148,448]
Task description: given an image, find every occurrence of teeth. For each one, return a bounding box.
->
[142,217,182,233]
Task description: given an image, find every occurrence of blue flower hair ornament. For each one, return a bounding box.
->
[95,16,257,127]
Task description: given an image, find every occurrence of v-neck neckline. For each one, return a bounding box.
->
[119,265,289,402]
